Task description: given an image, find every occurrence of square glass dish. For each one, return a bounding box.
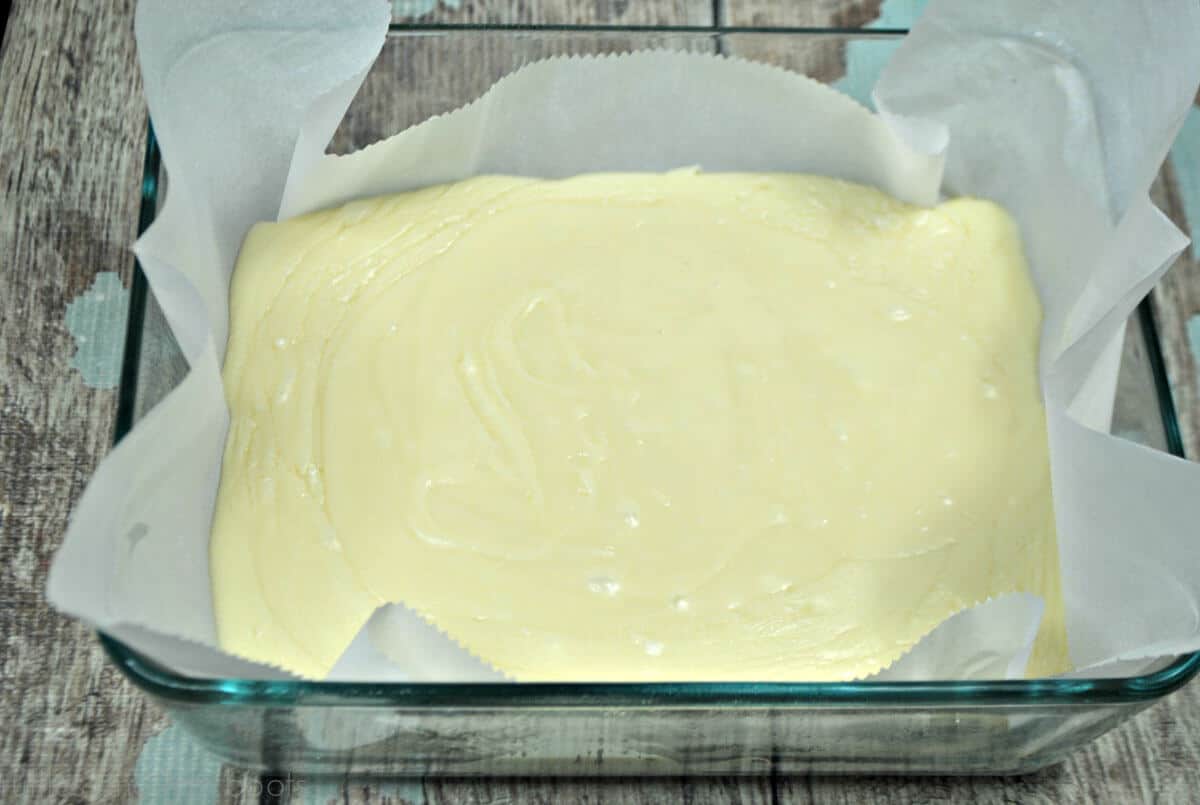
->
[103,25,1199,776]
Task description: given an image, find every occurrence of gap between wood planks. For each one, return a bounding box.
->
[0,0,14,56]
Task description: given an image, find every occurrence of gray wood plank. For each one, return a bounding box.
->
[391,0,713,25]
[2,0,1198,802]
[0,1,165,803]
[722,0,896,27]
[329,29,717,156]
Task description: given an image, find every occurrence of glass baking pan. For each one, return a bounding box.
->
[101,25,1199,776]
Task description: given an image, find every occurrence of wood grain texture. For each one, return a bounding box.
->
[390,0,713,25]
[2,0,1199,803]
[330,30,717,155]
[721,0,889,27]
[1,3,12,53]
[718,0,893,88]
[0,1,165,804]
[294,680,1200,804]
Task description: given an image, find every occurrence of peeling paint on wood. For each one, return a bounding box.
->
[64,271,129,389]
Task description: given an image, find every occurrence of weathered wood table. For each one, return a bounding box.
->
[3,1,1200,801]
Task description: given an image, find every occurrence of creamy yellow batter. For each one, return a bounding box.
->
[212,170,1068,681]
